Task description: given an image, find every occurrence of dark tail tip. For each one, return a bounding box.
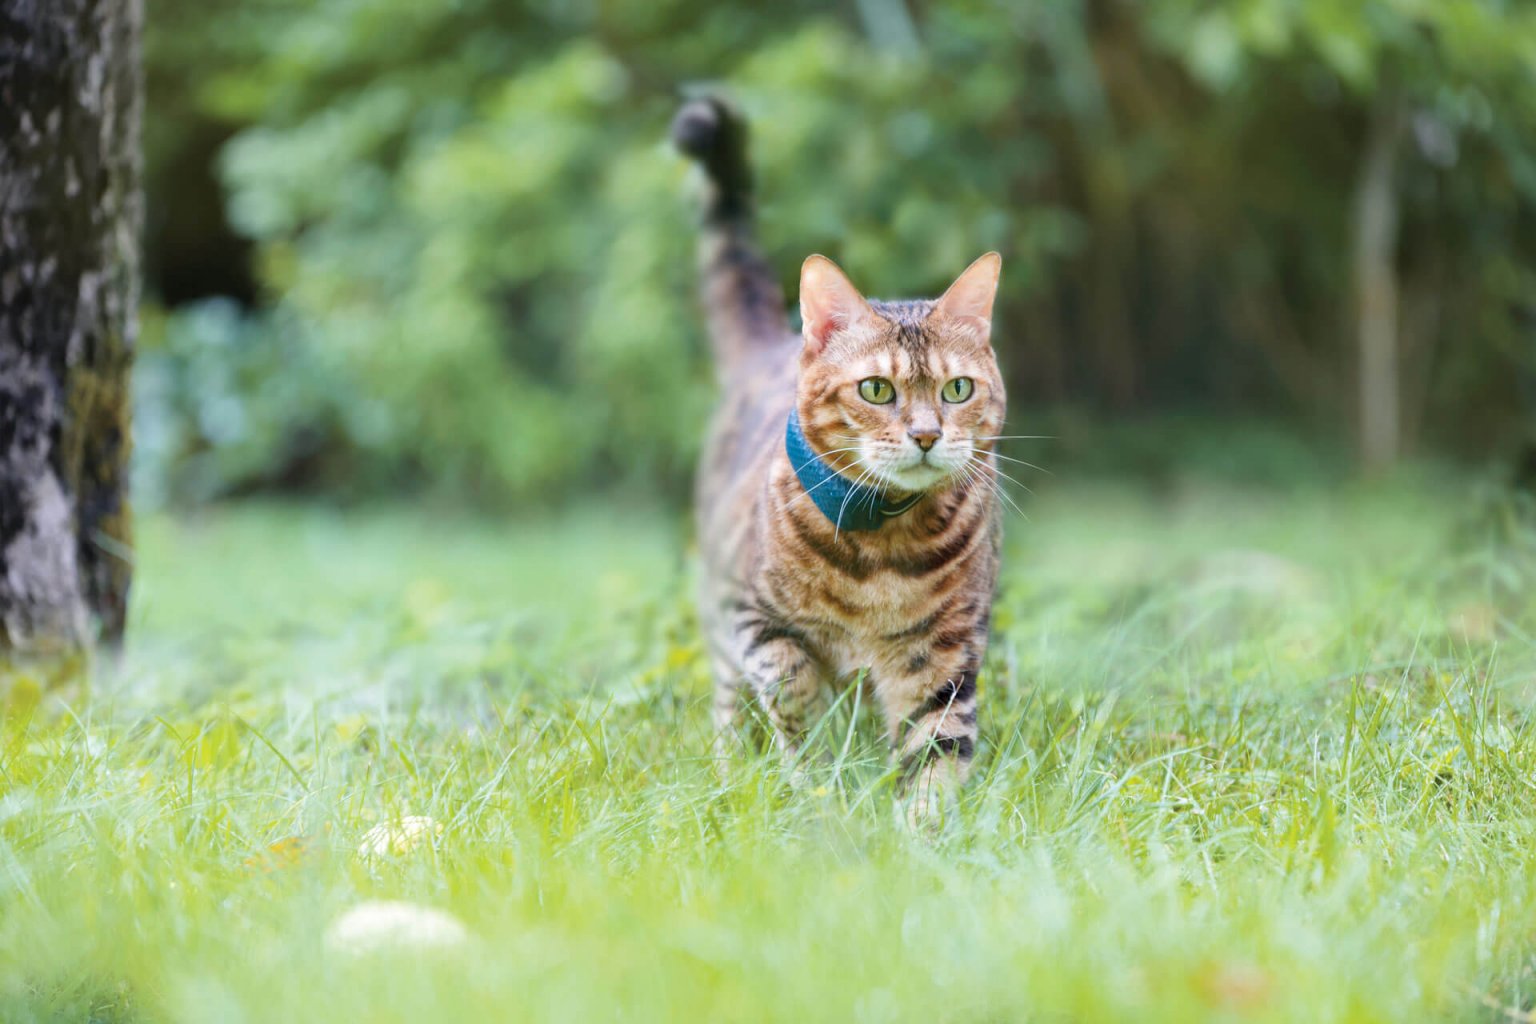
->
[671,96,752,209]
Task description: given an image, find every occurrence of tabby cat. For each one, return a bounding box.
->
[672,97,1006,821]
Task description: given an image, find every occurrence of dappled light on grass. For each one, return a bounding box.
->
[5,478,1536,1020]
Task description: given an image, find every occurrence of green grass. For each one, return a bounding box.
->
[5,471,1536,1022]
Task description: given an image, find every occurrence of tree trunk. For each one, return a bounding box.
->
[1353,93,1404,473]
[0,0,141,658]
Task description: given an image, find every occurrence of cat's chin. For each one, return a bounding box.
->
[880,463,953,494]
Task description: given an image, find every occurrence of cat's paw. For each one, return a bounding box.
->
[896,776,961,837]
[893,794,941,840]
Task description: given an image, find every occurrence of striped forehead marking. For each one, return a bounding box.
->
[871,299,938,377]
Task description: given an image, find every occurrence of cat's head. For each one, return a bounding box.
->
[795,253,1006,495]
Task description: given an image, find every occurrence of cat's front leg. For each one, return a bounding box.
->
[878,643,983,826]
[735,617,823,763]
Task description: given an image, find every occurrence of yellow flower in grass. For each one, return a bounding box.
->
[357,815,443,859]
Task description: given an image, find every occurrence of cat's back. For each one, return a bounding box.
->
[694,336,797,574]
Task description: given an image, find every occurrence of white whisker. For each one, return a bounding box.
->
[785,453,867,511]
[961,447,1051,475]
[966,453,1029,520]
[833,461,883,543]
[979,459,1035,497]
[970,435,1053,441]
[789,446,865,478]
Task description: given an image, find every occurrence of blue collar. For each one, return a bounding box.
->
[785,410,923,531]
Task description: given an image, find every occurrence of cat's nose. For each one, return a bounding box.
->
[908,427,941,451]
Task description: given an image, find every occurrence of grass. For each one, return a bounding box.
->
[5,468,1536,1022]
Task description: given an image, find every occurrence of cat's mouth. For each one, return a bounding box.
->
[849,438,973,494]
[877,451,956,493]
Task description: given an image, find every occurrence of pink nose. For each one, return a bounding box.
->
[908,428,940,451]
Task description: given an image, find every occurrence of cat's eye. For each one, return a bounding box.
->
[858,377,895,405]
[942,377,975,403]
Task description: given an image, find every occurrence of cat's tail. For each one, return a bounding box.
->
[671,96,790,369]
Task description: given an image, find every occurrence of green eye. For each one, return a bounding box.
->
[942,377,975,403]
[858,377,895,404]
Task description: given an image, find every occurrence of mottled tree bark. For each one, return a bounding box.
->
[0,0,141,657]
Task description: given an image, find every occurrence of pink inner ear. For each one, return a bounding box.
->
[802,308,843,351]
[800,255,871,351]
[935,253,1002,327]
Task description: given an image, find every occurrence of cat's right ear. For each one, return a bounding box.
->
[799,255,872,355]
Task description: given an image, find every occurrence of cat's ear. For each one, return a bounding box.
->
[799,255,873,354]
[932,252,1002,339]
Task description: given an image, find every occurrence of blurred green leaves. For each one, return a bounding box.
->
[137,0,1536,507]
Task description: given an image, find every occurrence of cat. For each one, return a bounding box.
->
[672,97,1006,822]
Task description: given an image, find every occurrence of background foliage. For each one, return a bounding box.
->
[15,8,1536,1019]
[136,0,1536,507]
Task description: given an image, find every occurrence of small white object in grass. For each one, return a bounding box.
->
[325,900,469,957]
[357,815,442,858]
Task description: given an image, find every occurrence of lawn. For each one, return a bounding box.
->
[4,468,1536,1022]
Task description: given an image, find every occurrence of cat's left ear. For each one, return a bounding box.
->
[932,252,1002,339]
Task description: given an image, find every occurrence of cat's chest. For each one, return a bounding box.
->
[766,544,979,655]
[747,472,999,668]
[799,580,959,682]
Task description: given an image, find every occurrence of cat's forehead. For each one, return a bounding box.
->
[870,299,935,330]
[837,299,987,373]
[865,299,936,356]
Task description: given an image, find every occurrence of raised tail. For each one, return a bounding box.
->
[671,97,791,369]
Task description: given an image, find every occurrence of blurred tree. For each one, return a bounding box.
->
[1353,88,1403,472]
[1141,0,1536,466]
[0,0,142,655]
